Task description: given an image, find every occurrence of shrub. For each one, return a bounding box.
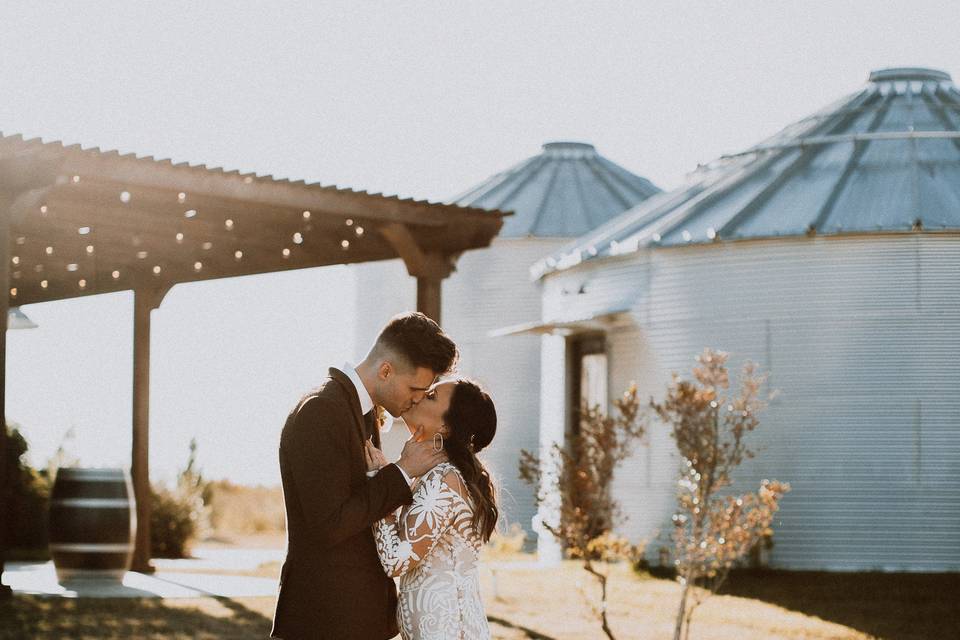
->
[149,484,205,558]
[3,423,52,555]
[149,439,209,558]
[520,385,646,640]
[651,349,790,640]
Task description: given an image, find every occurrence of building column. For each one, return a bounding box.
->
[536,332,569,566]
[130,286,168,573]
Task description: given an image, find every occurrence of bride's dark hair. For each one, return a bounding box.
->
[442,379,498,542]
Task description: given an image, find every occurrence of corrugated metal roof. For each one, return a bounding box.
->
[536,67,960,278]
[0,132,510,220]
[453,141,660,238]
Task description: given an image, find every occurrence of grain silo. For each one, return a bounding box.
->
[528,68,960,570]
[353,142,660,544]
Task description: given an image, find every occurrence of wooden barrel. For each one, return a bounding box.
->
[48,467,137,582]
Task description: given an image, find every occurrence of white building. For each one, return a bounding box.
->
[354,142,659,545]
[526,68,960,571]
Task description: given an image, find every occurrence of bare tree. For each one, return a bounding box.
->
[650,349,790,640]
[520,384,645,640]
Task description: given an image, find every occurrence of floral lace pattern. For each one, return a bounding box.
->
[374,462,490,640]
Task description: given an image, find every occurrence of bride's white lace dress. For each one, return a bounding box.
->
[373,461,490,640]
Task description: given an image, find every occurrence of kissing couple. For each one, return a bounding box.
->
[272,312,498,640]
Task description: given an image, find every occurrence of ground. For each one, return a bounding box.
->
[2,552,956,639]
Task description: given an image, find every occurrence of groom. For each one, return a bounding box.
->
[271,312,458,640]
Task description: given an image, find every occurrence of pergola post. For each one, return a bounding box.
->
[130,285,168,573]
[0,194,11,599]
[378,223,456,323]
[416,277,442,324]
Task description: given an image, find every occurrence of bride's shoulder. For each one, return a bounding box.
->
[421,461,463,486]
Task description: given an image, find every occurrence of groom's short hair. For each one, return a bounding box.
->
[374,312,458,375]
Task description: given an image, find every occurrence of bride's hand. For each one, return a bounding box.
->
[365,438,388,472]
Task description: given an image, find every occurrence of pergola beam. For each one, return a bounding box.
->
[379,223,458,323]
[0,141,493,230]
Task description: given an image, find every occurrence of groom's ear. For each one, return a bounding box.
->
[377,360,393,381]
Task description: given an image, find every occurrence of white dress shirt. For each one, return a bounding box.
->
[341,362,412,486]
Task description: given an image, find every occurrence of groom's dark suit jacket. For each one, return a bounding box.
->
[272,368,413,640]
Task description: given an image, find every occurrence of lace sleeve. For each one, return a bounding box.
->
[373,465,469,578]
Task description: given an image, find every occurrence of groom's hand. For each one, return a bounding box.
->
[396,426,447,477]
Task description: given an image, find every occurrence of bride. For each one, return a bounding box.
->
[365,378,497,640]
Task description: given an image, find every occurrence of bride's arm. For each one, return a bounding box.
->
[373,467,467,578]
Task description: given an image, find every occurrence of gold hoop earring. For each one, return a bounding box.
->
[432,433,444,452]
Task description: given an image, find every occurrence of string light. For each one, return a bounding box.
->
[86,245,94,254]
[224,219,234,230]
[178,192,187,203]
[45,246,53,255]
[71,175,80,183]
[341,239,350,249]
[78,227,91,235]
[79,279,86,289]
[9,288,16,297]
[11,271,20,280]
[282,248,291,258]
[194,261,203,272]
[293,232,303,244]
[243,176,253,184]
[176,232,184,243]
[16,237,25,245]
[11,257,19,265]
[112,271,120,279]
[202,242,213,250]
[40,205,48,214]
[34,265,43,273]
[355,226,364,236]
[153,266,162,275]
[137,251,148,259]
[184,209,197,218]
[67,264,78,272]
[40,280,48,289]
[120,191,131,203]
[234,250,243,260]
[302,211,311,220]
[345,219,354,226]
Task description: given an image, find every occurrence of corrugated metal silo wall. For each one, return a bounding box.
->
[542,235,960,571]
[353,238,568,547]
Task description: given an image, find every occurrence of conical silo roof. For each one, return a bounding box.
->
[454,141,660,238]
[537,67,960,277]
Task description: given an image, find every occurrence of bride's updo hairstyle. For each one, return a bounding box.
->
[442,379,498,542]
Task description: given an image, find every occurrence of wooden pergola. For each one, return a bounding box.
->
[0,133,507,592]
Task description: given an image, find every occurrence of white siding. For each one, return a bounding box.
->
[542,234,960,571]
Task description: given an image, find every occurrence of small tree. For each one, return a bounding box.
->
[519,384,645,640]
[650,349,790,640]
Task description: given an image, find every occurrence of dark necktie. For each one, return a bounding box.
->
[363,408,381,447]
[363,410,375,438]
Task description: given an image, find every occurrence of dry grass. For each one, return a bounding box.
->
[205,482,285,537]
[1,558,955,639]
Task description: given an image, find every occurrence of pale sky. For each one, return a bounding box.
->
[2,1,957,485]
